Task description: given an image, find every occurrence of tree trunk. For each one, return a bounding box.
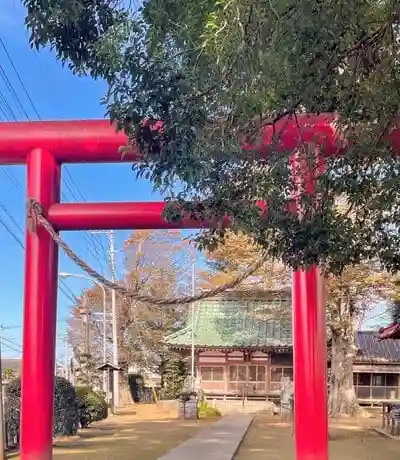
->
[328,331,358,416]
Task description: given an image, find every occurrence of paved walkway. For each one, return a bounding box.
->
[157,414,254,460]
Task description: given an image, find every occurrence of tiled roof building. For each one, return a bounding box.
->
[166,294,400,402]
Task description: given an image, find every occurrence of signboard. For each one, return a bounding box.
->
[179,399,198,419]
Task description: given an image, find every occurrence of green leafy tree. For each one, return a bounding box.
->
[22,0,400,273]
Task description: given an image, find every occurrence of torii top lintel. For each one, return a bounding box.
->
[0,113,365,165]
[1,114,399,165]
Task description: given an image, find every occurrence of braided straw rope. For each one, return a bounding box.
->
[28,199,268,305]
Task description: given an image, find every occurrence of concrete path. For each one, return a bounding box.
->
[156,415,254,460]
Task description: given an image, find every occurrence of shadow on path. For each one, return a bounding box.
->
[7,406,213,460]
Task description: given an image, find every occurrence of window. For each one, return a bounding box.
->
[357,373,371,386]
[386,374,398,387]
[354,373,399,400]
[228,365,266,382]
[201,367,212,381]
[270,367,293,383]
[257,366,266,382]
[372,374,385,387]
[283,368,293,379]
[213,367,224,381]
[238,366,247,381]
[229,365,238,381]
[228,365,266,392]
[200,367,224,381]
[248,366,257,382]
[248,366,266,382]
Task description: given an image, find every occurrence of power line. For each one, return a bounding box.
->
[1,168,23,192]
[0,62,29,120]
[0,336,21,351]
[1,34,110,267]
[61,171,109,269]
[0,215,24,249]
[0,213,76,303]
[0,87,17,120]
[0,36,41,119]
[0,35,110,283]
[0,200,23,236]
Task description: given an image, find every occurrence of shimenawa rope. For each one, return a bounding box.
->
[28,199,268,305]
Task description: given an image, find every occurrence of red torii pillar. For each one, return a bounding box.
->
[1,114,397,460]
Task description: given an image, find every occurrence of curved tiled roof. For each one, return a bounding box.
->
[167,297,292,348]
[355,330,400,362]
[166,298,400,362]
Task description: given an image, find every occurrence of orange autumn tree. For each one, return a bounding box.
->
[203,231,395,416]
[201,232,292,322]
[68,230,192,385]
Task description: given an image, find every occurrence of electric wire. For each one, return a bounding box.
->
[0,61,29,119]
[1,341,21,354]
[0,215,24,249]
[0,35,110,287]
[0,33,109,268]
[0,336,21,351]
[0,37,41,119]
[0,208,76,302]
[0,200,23,236]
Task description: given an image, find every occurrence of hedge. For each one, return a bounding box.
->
[75,386,108,428]
[5,376,80,440]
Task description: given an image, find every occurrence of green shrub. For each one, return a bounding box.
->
[53,377,80,435]
[4,379,20,442]
[197,401,221,418]
[162,358,187,399]
[4,376,79,440]
[75,386,108,428]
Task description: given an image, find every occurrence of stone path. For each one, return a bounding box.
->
[156,414,254,460]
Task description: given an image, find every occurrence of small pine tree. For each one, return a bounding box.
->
[162,357,187,399]
[73,349,100,388]
[392,300,400,324]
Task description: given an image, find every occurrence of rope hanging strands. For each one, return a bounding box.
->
[28,199,268,305]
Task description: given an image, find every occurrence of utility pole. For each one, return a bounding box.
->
[79,302,92,386]
[64,339,69,381]
[90,230,119,407]
[108,230,119,409]
[0,339,6,460]
[84,311,90,357]
[191,244,196,390]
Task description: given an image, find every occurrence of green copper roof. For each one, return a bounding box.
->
[166,297,292,348]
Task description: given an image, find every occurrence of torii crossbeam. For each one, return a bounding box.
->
[1,115,399,460]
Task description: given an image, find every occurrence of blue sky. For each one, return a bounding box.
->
[0,1,391,359]
[0,0,167,359]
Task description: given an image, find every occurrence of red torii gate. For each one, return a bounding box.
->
[1,114,399,460]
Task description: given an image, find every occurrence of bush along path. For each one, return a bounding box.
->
[75,386,108,429]
[4,377,108,447]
